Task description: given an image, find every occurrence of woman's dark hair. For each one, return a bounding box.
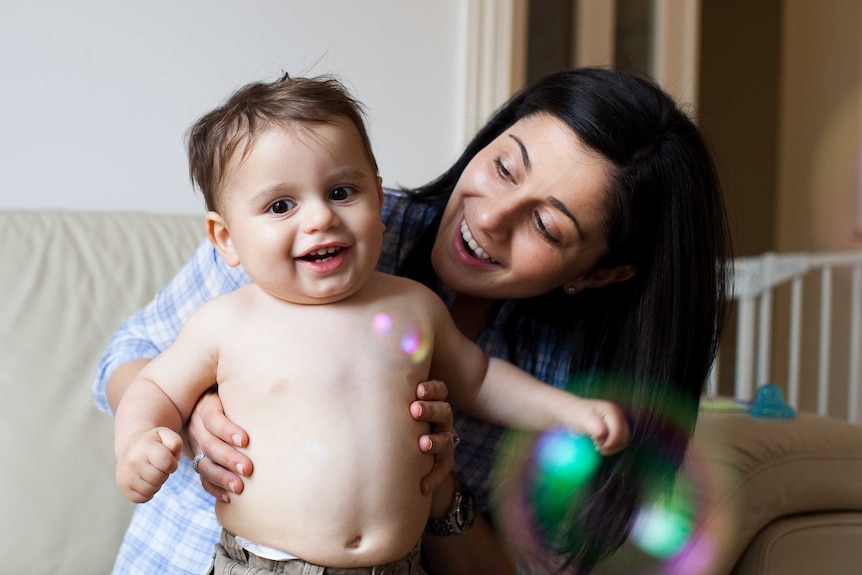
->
[401,67,731,572]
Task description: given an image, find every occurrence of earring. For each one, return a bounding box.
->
[566,286,576,294]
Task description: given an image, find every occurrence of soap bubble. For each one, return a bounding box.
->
[630,485,696,558]
[367,304,431,364]
[531,429,601,530]
[489,376,736,574]
[490,427,602,561]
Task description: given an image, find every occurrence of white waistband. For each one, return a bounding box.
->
[234,535,299,561]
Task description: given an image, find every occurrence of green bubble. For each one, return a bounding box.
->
[532,429,601,534]
[631,490,695,558]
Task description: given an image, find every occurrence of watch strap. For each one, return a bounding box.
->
[425,483,476,536]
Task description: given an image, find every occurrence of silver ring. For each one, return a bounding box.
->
[449,432,461,449]
[192,452,206,474]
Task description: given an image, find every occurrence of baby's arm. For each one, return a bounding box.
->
[428,298,629,456]
[114,378,185,503]
[114,304,222,503]
[472,358,629,455]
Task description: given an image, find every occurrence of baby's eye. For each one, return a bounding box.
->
[269,199,296,215]
[329,186,356,202]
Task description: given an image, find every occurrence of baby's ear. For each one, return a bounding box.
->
[205,211,241,268]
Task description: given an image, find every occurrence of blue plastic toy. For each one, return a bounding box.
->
[748,383,795,419]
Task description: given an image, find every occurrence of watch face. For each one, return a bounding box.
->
[455,489,476,531]
[426,486,476,536]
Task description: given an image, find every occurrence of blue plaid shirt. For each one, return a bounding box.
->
[94,188,576,574]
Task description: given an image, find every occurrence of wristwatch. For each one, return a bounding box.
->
[425,483,476,536]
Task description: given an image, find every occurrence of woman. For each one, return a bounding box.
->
[94,67,730,574]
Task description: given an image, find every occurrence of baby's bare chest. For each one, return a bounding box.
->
[216,302,434,404]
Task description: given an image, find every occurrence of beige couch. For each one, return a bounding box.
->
[3,210,862,575]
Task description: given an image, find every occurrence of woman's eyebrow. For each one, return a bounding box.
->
[547,196,584,238]
[508,134,531,173]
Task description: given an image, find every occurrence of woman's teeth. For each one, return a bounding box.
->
[460,220,495,263]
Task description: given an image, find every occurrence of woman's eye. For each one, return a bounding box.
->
[534,212,561,245]
[329,186,355,202]
[269,199,295,214]
[494,157,515,182]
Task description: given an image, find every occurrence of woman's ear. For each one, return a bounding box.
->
[564,264,636,295]
[205,211,241,268]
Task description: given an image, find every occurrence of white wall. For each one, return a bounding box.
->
[0,0,467,214]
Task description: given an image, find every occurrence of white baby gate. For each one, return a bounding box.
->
[708,251,862,424]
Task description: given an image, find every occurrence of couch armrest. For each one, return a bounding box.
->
[0,211,203,575]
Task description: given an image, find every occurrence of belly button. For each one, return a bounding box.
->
[346,534,362,549]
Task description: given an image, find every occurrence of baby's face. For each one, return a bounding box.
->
[214,121,384,305]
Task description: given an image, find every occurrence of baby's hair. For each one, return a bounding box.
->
[186,73,377,211]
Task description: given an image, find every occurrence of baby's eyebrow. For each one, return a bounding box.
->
[328,167,373,181]
[508,134,531,173]
[249,184,291,206]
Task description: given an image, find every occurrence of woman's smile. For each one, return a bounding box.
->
[458,218,497,264]
[431,113,612,300]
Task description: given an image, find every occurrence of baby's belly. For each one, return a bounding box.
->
[216,389,433,567]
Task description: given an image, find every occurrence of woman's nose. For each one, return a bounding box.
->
[475,198,519,241]
[301,199,340,233]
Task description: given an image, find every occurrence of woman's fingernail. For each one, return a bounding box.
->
[232,434,242,446]
[221,494,230,503]
[236,463,244,476]
[228,482,236,494]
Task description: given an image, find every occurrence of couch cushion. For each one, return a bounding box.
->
[594,410,862,574]
[0,211,203,575]
[731,512,862,574]
[686,411,862,574]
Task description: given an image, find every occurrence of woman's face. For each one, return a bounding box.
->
[432,113,614,300]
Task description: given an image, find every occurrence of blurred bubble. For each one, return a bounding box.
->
[489,376,738,574]
[630,488,695,558]
[368,308,431,363]
[370,311,393,335]
[531,429,601,552]
[532,428,600,519]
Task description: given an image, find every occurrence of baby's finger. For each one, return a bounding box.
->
[573,410,609,449]
[147,441,180,476]
[156,428,183,458]
[601,416,631,455]
[128,472,164,503]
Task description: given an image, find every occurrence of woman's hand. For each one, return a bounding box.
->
[187,387,253,503]
[411,379,458,495]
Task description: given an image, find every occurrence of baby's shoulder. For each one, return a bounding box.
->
[187,284,255,323]
[370,272,443,305]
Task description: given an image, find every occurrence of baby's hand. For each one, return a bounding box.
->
[570,399,630,456]
[116,428,183,503]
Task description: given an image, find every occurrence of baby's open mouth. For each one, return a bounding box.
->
[300,247,343,263]
[460,220,496,263]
